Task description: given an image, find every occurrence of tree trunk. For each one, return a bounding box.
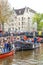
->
[2,22,4,32]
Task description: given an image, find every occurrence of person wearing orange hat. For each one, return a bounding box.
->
[23,35,27,40]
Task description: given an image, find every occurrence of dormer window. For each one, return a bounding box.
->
[19,11,21,14]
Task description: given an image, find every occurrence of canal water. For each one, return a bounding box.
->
[0,44,43,65]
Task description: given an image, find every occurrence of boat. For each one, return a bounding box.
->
[14,40,40,51]
[0,50,15,59]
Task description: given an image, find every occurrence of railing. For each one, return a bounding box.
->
[0,31,43,37]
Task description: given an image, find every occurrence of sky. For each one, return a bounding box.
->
[8,0,43,13]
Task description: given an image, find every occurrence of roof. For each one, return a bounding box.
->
[29,9,36,13]
[15,8,25,15]
[27,7,36,13]
[14,7,36,15]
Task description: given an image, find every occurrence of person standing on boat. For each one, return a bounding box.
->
[34,37,37,44]
[7,37,12,51]
[0,39,4,54]
[4,38,9,53]
[37,37,41,43]
[28,38,32,43]
[33,31,37,44]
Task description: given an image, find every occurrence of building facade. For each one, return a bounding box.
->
[4,7,36,32]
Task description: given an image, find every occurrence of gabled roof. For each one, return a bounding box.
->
[29,8,36,13]
[14,7,36,15]
[26,7,36,13]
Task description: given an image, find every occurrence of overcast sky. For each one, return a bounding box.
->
[8,0,43,13]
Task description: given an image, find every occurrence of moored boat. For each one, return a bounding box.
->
[14,40,40,51]
[0,50,15,59]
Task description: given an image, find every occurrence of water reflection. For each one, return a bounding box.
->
[0,44,43,65]
[0,56,14,65]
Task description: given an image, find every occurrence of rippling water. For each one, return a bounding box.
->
[0,44,43,65]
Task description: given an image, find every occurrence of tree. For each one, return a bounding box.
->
[32,13,41,31]
[40,14,43,20]
[39,21,43,30]
[0,1,13,31]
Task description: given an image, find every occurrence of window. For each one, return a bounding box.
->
[15,16,17,20]
[19,22,20,25]
[24,17,25,20]
[28,17,30,19]
[8,28,11,32]
[11,19,14,22]
[28,17,30,21]
[18,27,20,30]
[15,16,17,19]
[12,23,14,26]
[22,17,23,21]
[22,22,25,25]
[15,28,17,32]
[19,17,20,21]
[19,11,21,14]
[22,22,23,25]
[22,25,23,28]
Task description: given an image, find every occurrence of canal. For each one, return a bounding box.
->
[0,44,43,65]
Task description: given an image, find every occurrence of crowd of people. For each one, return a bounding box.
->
[0,34,42,54]
[21,35,41,43]
[0,35,15,54]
